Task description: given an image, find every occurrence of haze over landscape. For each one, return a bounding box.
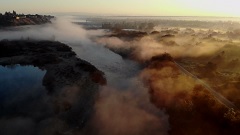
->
[1,1,240,135]
[1,0,240,17]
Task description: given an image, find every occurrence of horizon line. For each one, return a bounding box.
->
[1,11,240,18]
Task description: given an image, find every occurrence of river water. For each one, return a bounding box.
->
[0,19,169,135]
[0,65,47,107]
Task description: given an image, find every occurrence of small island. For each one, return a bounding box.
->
[0,10,55,27]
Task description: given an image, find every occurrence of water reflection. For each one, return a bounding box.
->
[0,65,47,109]
[0,64,101,135]
[0,65,52,113]
[0,65,54,135]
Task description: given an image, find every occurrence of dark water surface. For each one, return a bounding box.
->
[0,65,47,107]
[0,65,53,135]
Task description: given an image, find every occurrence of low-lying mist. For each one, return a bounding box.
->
[94,25,240,134]
[0,16,170,135]
[2,16,240,135]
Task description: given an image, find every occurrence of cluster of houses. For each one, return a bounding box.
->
[0,10,54,20]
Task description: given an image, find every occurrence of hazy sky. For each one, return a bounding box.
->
[1,0,240,17]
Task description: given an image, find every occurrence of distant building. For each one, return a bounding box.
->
[26,15,37,18]
[18,14,26,18]
[16,15,26,19]
[0,10,55,26]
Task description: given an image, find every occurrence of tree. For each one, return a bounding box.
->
[13,10,17,15]
[5,12,9,16]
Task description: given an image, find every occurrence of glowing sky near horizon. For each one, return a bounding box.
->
[0,0,240,17]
